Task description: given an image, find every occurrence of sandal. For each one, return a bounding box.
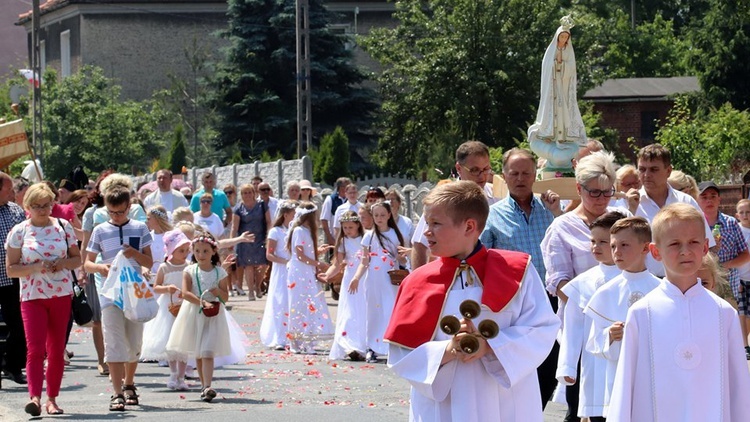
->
[201,386,216,402]
[24,400,42,417]
[46,401,64,415]
[97,363,110,376]
[123,385,139,405]
[109,394,125,411]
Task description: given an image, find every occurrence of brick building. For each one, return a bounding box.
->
[583,76,700,161]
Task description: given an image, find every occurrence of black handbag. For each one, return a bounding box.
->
[57,219,93,327]
[72,280,93,326]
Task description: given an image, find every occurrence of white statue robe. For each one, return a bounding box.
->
[527,26,586,169]
[557,263,621,417]
[583,270,662,416]
[608,281,750,421]
[387,265,559,422]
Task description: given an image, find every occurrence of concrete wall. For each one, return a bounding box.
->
[136,156,314,203]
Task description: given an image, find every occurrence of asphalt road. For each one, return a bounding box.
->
[0,292,567,421]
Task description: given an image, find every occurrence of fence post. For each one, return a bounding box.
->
[276,159,284,197]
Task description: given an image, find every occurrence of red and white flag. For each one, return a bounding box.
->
[19,69,42,88]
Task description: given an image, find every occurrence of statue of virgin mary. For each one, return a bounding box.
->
[527,15,587,172]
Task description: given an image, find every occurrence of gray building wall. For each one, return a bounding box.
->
[80,12,227,101]
[0,1,30,82]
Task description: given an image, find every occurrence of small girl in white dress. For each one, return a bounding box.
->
[350,201,407,363]
[141,229,191,390]
[285,202,334,354]
[166,233,230,402]
[320,211,366,361]
[145,206,172,279]
[259,200,297,350]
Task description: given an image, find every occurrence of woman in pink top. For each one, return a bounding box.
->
[5,183,81,416]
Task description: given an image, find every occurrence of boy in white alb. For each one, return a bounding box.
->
[609,203,750,421]
[384,181,559,422]
[735,198,750,359]
[557,211,625,421]
[584,217,661,416]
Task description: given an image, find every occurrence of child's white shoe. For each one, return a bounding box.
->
[166,375,178,390]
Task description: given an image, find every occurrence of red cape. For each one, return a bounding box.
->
[384,246,530,349]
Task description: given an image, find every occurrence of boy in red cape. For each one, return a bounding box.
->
[384,181,559,422]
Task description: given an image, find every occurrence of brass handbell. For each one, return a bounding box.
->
[439,300,500,355]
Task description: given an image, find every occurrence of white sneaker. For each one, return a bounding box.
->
[167,375,178,390]
[176,380,189,391]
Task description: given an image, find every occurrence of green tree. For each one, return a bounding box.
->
[40,66,166,181]
[361,0,565,174]
[313,126,350,185]
[165,125,187,175]
[154,38,221,167]
[211,0,376,164]
[655,95,750,182]
[689,0,750,110]
[564,7,694,93]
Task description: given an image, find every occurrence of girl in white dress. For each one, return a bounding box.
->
[285,202,334,354]
[141,229,191,390]
[320,211,366,361]
[350,201,407,363]
[259,200,297,349]
[166,234,230,402]
[172,222,250,370]
[145,206,172,278]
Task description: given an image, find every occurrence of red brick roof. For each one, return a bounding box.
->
[17,0,227,24]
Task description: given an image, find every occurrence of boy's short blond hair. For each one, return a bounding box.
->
[652,203,705,245]
[610,216,652,244]
[737,199,750,210]
[423,181,488,230]
[172,206,194,223]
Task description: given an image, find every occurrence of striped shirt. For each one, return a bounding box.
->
[87,219,152,308]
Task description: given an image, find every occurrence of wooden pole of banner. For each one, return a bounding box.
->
[26,141,43,181]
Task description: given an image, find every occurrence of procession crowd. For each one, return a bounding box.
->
[1,140,749,421]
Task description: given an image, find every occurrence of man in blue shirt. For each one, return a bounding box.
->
[479,147,561,411]
[189,172,232,227]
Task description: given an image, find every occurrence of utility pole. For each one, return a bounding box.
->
[295,0,311,158]
[31,0,44,165]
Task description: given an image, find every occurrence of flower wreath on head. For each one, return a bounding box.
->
[293,204,317,220]
[339,214,360,223]
[149,208,168,220]
[278,200,297,211]
[192,234,218,249]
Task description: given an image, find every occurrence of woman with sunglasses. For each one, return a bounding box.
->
[193,193,224,239]
[6,183,81,416]
[540,151,630,420]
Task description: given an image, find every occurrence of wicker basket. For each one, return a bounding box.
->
[388,269,409,286]
[200,291,220,317]
[328,271,344,288]
[168,295,181,317]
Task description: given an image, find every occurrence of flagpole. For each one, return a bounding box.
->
[31,0,43,166]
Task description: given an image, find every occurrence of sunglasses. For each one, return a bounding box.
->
[259,188,271,192]
[224,190,235,195]
[200,199,213,204]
